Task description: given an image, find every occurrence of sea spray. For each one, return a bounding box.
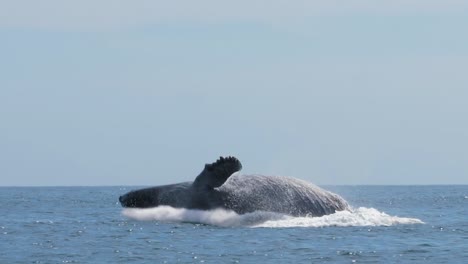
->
[253,207,424,228]
[122,206,288,227]
[122,206,423,228]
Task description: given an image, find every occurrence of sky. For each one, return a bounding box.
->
[1,1,468,186]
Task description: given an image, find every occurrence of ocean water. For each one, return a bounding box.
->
[0,185,466,263]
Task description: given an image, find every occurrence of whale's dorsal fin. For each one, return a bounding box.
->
[193,156,242,190]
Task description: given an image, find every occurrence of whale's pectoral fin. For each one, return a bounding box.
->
[193,156,242,190]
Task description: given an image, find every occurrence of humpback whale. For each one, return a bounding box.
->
[119,156,349,217]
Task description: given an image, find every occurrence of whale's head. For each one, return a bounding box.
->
[119,187,160,208]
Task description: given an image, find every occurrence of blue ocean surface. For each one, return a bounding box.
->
[0,185,466,263]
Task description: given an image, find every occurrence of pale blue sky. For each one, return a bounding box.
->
[1,1,467,186]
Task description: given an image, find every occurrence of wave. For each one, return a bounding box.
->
[121,206,423,228]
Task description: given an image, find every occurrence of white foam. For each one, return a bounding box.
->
[122,206,424,228]
[253,207,424,228]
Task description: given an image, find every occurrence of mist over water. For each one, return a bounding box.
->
[122,206,423,228]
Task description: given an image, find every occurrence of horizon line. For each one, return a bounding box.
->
[1,183,467,188]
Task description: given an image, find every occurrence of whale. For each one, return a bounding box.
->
[119,156,349,217]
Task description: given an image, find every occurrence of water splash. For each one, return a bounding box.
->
[254,207,424,228]
[122,206,423,228]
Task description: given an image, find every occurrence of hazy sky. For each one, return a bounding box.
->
[1,1,468,186]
